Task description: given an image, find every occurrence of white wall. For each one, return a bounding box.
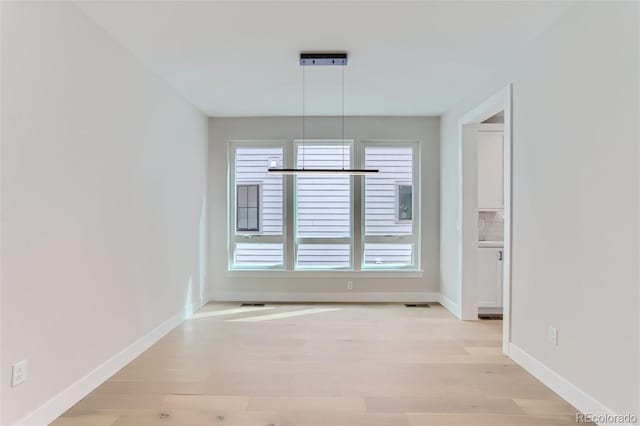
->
[208,117,439,300]
[440,1,639,416]
[1,2,208,424]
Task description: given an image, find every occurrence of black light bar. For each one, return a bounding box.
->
[268,168,378,176]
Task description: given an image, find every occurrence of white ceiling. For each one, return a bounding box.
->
[77,1,572,116]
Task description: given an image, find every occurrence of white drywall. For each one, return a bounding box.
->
[0,2,208,424]
[208,117,439,300]
[440,1,639,416]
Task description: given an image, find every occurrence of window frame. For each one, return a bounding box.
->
[236,182,262,233]
[293,139,354,270]
[360,140,420,271]
[227,139,420,272]
[395,182,413,224]
[228,141,287,270]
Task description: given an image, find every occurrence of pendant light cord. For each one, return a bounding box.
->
[301,59,346,171]
[342,64,345,170]
[302,64,306,170]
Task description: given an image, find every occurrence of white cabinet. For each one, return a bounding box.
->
[477,130,504,210]
[477,247,503,309]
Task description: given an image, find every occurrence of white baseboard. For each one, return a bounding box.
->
[15,312,185,426]
[509,343,632,426]
[438,294,461,318]
[209,291,439,303]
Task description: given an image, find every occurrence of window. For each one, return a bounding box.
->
[295,142,352,269]
[362,144,417,269]
[397,184,413,222]
[230,145,284,269]
[297,244,351,268]
[229,141,419,271]
[363,243,413,266]
[235,243,283,267]
[236,184,260,232]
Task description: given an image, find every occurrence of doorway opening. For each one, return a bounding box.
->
[459,85,512,355]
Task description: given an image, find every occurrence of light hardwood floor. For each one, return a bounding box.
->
[52,303,583,425]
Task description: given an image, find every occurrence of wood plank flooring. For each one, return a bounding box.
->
[51,303,583,425]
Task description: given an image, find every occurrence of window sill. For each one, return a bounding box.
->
[225,269,424,279]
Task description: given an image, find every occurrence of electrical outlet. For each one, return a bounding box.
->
[12,360,27,387]
[347,280,353,290]
[548,326,558,346]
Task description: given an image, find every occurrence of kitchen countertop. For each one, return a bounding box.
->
[478,240,504,248]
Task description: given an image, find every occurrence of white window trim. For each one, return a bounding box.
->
[225,269,424,278]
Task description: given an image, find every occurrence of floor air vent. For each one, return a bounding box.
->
[405,303,430,308]
[479,314,503,320]
[240,303,265,307]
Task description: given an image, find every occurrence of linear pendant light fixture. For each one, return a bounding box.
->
[267,52,379,176]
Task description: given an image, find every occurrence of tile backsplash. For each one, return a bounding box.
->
[478,210,504,241]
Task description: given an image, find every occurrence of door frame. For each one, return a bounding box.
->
[458,84,512,355]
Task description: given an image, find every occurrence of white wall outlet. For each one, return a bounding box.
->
[347,280,353,290]
[12,360,27,387]
[548,326,558,346]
